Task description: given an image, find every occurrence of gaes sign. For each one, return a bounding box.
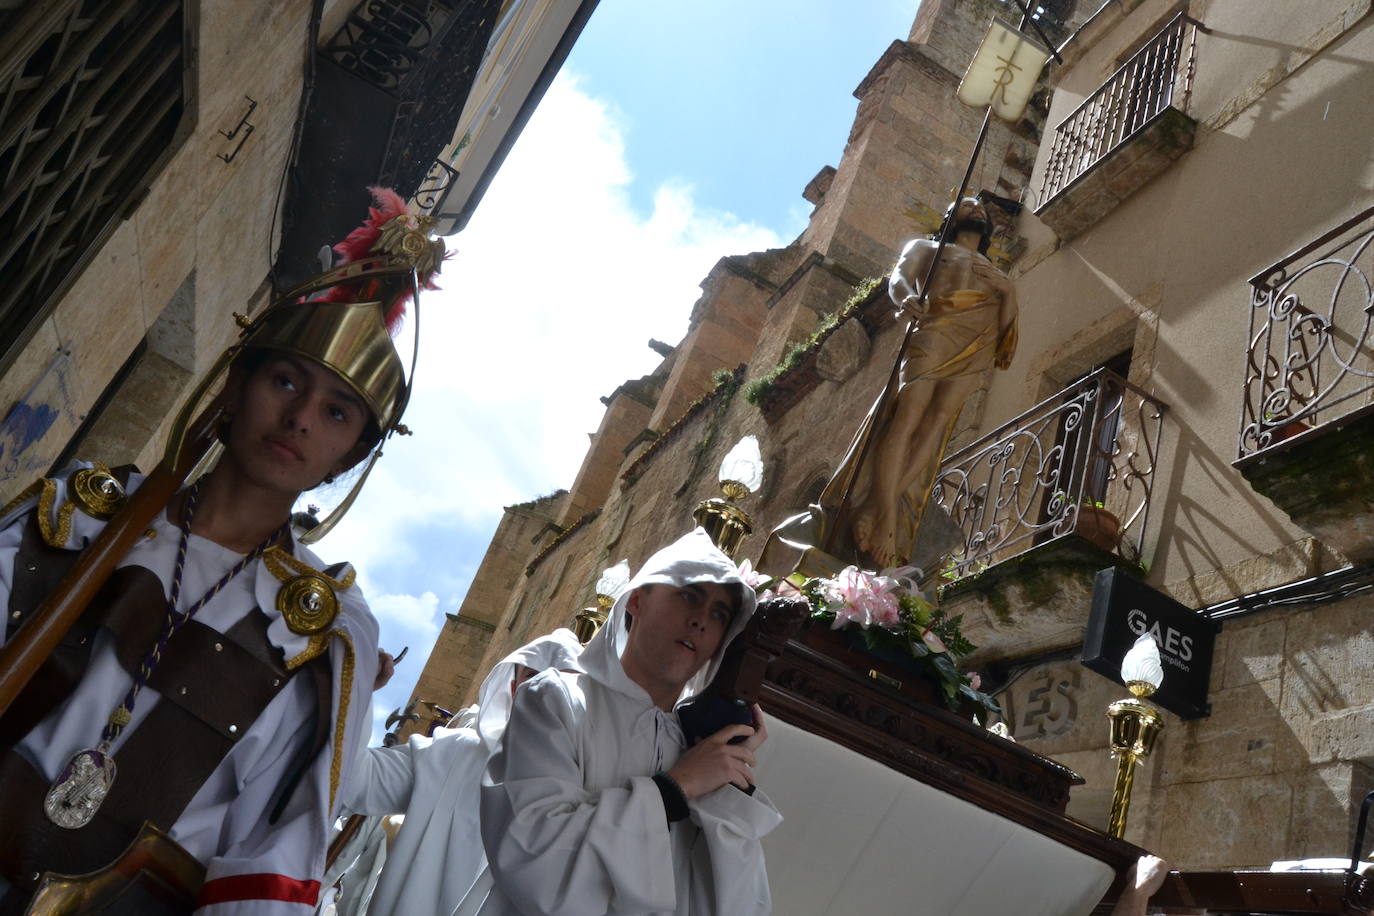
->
[1081,567,1218,719]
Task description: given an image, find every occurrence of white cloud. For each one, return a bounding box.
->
[369,591,443,642]
[309,71,788,742]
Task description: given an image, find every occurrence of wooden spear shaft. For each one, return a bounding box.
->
[0,397,223,716]
[824,105,995,554]
[326,814,366,870]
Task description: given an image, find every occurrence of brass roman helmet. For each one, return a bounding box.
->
[167,190,445,542]
[241,258,418,435]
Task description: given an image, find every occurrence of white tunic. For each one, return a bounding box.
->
[335,632,583,916]
[0,466,380,915]
[478,528,781,916]
[343,727,486,915]
[479,672,779,916]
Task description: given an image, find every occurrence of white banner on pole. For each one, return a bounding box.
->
[957,19,1052,122]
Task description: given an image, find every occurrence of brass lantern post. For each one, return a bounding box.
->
[575,560,629,645]
[1106,634,1166,839]
[693,435,764,558]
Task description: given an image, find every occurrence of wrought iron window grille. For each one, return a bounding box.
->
[319,0,500,202]
[1036,11,1204,206]
[1237,205,1374,462]
[0,0,197,379]
[933,367,1168,579]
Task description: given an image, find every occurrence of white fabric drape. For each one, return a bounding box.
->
[755,718,1117,915]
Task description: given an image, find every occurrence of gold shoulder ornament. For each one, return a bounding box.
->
[31,463,126,548]
[69,464,127,520]
[263,547,354,636]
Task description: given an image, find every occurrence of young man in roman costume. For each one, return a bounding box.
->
[328,629,583,916]
[478,528,781,915]
[0,189,442,914]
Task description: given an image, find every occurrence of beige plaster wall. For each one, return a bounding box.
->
[970,1,1374,867]
[1007,6,1374,591]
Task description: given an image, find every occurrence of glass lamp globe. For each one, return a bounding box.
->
[718,435,764,500]
[1120,633,1165,697]
[595,560,630,603]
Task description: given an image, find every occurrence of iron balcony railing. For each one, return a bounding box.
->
[1238,205,1374,461]
[321,0,500,196]
[933,368,1168,578]
[1038,12,1203,205]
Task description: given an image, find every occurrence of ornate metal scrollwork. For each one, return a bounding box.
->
[934,367,1167,578]
[412,158,459,214]
[1238,206,1374,460]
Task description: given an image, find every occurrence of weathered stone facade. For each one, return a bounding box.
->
[413,0,1374,873]
[0,0,590,501]
[0,0,360,496]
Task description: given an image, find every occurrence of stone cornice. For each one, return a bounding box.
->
[445,612,496,633]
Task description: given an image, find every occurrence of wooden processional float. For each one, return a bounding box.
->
[686,596,1374,915]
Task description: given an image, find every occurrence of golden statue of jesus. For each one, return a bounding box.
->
[826,197,1018,568]
[759,198,1018,575]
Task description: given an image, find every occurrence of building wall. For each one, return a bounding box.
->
[0,0,568,497]
[0,0,348,497]
[419,0,1374,872]
[989,0,1374,865]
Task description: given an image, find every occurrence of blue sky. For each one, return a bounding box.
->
[320,0,929,744]
[568,0,918,228]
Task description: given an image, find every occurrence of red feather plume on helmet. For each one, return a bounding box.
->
[316,186,446,335]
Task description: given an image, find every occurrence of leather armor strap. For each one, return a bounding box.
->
[4,466,136,642]
[0,519,322,890]
[0,609,302,890]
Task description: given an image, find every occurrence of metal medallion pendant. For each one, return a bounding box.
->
[44,747,116,829]
[277,573,338,635]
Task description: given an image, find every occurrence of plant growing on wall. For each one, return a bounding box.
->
[744,276,882,407]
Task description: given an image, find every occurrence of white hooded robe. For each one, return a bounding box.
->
[478,528,782,916]
[339,630,583,916]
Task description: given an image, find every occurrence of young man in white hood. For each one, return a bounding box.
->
[479,528,781,915]
[334,630,583,915]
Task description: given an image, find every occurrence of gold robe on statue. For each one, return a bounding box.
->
[763,288,1016,575]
